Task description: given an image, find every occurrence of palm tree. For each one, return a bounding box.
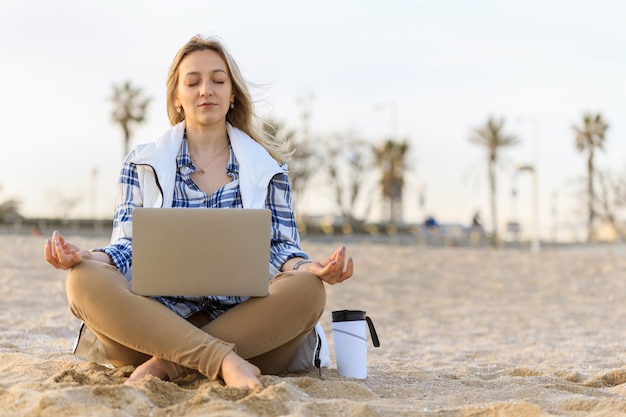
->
[469,116,520,247]
[110,81,151,158]
[373,139,409,224]
[573,112,609,242]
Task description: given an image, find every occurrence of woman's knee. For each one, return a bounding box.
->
[66,261,125,313]
[271,271,326,315]
[67,261,102,295]
[298,272,326,309]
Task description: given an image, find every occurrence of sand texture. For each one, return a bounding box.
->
[3,234,626,416]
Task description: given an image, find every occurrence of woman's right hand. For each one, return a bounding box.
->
[44,230,92,270]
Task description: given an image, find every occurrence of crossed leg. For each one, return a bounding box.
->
[66,261,325,387]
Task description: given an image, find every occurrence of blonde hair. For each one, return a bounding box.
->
[166,35,290,162]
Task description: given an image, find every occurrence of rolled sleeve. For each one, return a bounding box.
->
[94,238,133,276]
[266,172,308,275]
[94,153,142,276]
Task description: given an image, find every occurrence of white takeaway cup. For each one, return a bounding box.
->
[331,310,380,379]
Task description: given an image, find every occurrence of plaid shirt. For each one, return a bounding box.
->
[98,135,307,320]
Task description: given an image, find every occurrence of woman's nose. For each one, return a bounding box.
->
[200,82,213,96]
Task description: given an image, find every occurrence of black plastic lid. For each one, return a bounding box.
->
[332,310,366,322]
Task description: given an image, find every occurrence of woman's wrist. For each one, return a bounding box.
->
[292,259,312,271]
[87,249,112,264]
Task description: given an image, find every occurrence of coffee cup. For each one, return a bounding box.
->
[331,310,380,379]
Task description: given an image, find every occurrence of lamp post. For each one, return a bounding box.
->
[517,165,539,253]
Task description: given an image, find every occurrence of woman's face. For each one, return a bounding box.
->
[175,49,234,129]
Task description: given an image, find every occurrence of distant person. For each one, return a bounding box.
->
[471,211,483,231]
[43,35,354,389]
[424,215,439,235]
[424,215,437,228]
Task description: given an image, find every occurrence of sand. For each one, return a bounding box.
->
[3,233,626,416]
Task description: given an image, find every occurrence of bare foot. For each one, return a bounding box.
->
[124,356,168,384]
[219,351,262,388]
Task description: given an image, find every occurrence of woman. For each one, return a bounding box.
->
[44,35,353,389]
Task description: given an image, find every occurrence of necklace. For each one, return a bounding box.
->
[190,143,229,175]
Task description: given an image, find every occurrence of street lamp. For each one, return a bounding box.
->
[517,164,539,253]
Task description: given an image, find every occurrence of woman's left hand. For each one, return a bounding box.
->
[304,245,354,285]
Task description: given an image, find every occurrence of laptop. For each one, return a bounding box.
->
[131,207,271,297]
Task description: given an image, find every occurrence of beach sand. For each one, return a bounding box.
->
[3,233,626,416]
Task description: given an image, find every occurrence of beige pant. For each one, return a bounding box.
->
[66,260,325,381]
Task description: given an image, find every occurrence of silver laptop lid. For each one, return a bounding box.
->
[131,208,271,297]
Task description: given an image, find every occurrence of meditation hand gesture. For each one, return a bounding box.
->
[301,245,354,285]
[44,231,92,270]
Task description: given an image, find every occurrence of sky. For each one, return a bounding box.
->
[1,0,625,242]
